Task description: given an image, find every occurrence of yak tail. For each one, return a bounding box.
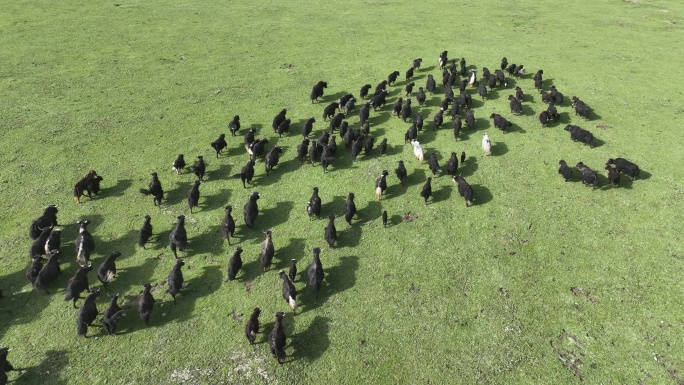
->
[103,310,126,334]
[100,271,115,285]
[139,189,151,195]
[77,319,88,336]
[77,248,87,266]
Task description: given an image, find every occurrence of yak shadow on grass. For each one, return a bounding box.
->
[520,104,536,117]
[636,169,652,181]
[112,257,159,306]
[386,179,407,199]
[367,111,393,127]
[456,129,471,142]
[354,200,382,227]
[0,268,57,341]
[256,200,294,233]
[15,349,69,385]
[432,184,453,204]
[470,98,485,109]
[103,178,132,197]
[486,90,500,100]
[301,255,359,314]
[320,90,351,105]
[554,112,572,125]
[163,182,189,207]
[321,195,347,218]
[274,237,306,272]
[386,214,403,227]
[93,227,146,283]
[226,142,248,158]
[202,188,231,212]
[406,167,428,190]
[381,142,403,156]
[190,226,223,257]
[253,157,297,188]
[587,110,603,120]
[459,157,479,178]
[471,184,493,206]
[505,122,526,134]
[205,163,232,182]
[231,242,263,283]
[153,264,223,327]
[591,138,606,148]
[64,213,105,236]
[490,141,509,156]
[365,125,387,139]
[291,316,331,362]
[505,78,518,88]
[331,151,357,172]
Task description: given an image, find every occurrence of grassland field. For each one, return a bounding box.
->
[1,0,684,384]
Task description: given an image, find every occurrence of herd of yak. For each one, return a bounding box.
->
[2,50,644,378]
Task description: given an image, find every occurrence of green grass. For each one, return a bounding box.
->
[1,0,684,383]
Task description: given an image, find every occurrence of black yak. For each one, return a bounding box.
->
[229,115,241,136]
[140,172,164,206]
[33,250,61,293]
[420,177,433,205]
[227,247,243,282]
[269,311,287,364]
[576,162,599,189]
[310,81,328,103]
[606,158,640,180]
[168,215,188,259]
[210,134,228,158]
[187,180,201,214]
[260,231,275,272]
[344,192,357,225]
[102,293,125,336]
[221,206,236,245]
[324,215,337,248]
[308,248,324,298]
[272,109,287,131]
[453,175,474,206]
[29,205,58,240]
[97,251,121,287]
[606,165,620,187]
[307,187,322,219]
[75,220,95,266]
[243,192,261,229]
[64,264,92,308]
[395,160,407,187]
[279,271,297,312]
[139,283,155,327]
[189,155,206,181]
[558,160,572,182]
[138,215,153,249]
[288,259,297,282]
[265,146,283,175]
[446,152,458,176]
[172,154,186,174]
[167,258,185,305]
[245,308,261,345]
[564,125,595,148]
[235,159,255,188]
[76,289,100,337]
